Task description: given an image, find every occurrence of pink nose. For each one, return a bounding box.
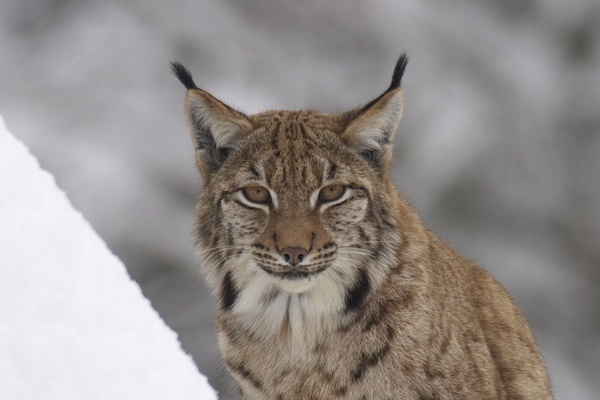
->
[280,247,308,266]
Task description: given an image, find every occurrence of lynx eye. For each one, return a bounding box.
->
[242,186,271,204]
[318,184,346,203]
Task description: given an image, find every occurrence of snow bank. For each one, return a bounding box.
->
[0,115,217,399]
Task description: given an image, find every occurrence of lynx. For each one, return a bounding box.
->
[172,54,553,399]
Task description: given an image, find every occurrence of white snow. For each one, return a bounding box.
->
[0,115,217,400]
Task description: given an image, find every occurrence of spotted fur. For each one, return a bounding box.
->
[173,54,553,399]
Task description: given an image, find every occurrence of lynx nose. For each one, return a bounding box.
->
[281,247,308,267]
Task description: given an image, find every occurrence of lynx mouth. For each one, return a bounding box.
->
[260,265,328,281]
[274,270,312,280]
[265,267,328,293]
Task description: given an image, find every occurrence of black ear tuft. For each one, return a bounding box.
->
[387,52,409,92]
[171,61,197,90]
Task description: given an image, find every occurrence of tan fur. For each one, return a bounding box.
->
[176,60,553,399]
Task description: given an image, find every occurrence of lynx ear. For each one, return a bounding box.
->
[172,62,252,182]
[341,53,408,171]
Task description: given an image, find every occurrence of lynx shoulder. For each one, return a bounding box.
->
[173,54,553,399]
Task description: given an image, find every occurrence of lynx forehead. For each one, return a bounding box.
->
[173,54,553,399]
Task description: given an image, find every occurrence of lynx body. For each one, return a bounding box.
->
[173,55,553,399]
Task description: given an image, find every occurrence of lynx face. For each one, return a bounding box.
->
[172,57,407,322]
[198,112,400,301]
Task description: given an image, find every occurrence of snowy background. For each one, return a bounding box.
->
[0,117,217,399]
[1,0,599,398]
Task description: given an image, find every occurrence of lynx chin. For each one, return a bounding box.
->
[172,54,553,399]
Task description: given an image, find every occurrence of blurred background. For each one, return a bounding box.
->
[1,0,599,398]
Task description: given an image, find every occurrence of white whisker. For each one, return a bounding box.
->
[337,247,376,258]
[200,245,252,260]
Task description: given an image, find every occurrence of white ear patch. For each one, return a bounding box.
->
[343,88,404,156]
[183,89,253,180]
[187,94,250,148]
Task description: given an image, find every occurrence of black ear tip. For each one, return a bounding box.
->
[388,52,409,91]
[171,61,197,90]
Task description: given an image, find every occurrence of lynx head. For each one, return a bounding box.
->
[173,55,408,322]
